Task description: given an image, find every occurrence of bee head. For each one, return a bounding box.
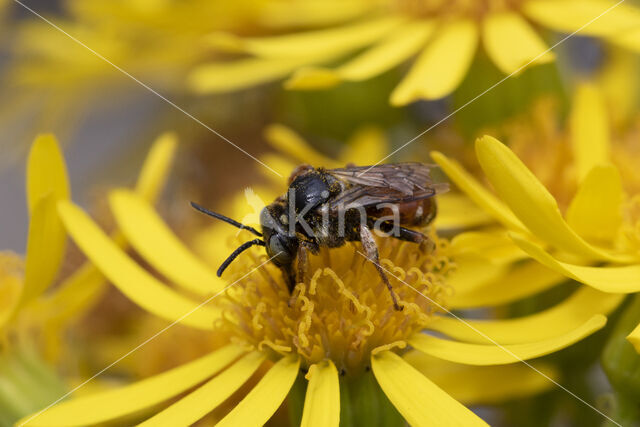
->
[260,205,298,267]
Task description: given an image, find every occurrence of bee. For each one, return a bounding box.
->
[192,163,448,310]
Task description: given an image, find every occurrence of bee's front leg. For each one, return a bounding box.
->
[296,244,308,285]
[296,240,319,284]
[359,224,403,311]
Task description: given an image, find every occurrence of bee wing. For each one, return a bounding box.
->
[326,163,448,210]
[327,163,434,194]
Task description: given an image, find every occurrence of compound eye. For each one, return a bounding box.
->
[268,235,292,266]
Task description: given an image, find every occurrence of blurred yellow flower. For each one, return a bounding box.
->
[432,83,640,353]
[0,132,172,423]
[19,125,626,426]
[190,0,640,104]
[1,134,74,345]
[10,0,262,91]
[0,0,264,157]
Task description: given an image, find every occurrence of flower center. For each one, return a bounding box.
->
[394,0,524,19]
[213,229,452,376]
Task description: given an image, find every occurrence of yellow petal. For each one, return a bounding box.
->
[286,20,434,88]
[627,322,640,354]
[140,352,265,427]
[19,346,244,426]
[405,351,558,405]
[134,132,177,204]
[433,193,493,229]
[210,17,402,58]
[341,20,434,81]
[371,351,488,427]
[340,127,388,165]
[258,154,298,184]
[410,314,606,365]
[26,133,70,214]
[524,0,640,38]
[264,124,336,167]
[612,27,640,52]
[30,136,177,327]
[430,151,526,232]
[446,257,509,297]
[475,135,621,262]
[216,355,300,427]
[570,84,611,181]
[21,195,66,306]
[429,287,623,344]
[260,1,370,29]
[566,165,622,243]
[482,11,554,75]
[188,57,318,94]
[0,262,22,329]
[391,19,478,104]
[449,230,528,265]
[109,190,225,295]
[57,201,218,330]
[449,260,567,309]
[511,234,640,293]
[29,262,106,326]
[301,361,340,427]
[284,66,343,90]
[596,48,639,124]
[20,134,71,307]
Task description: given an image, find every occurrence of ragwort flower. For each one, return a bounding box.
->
[190,0,640,104]
[432,83,640,353]
[18,128,622,426]
[16,132,178,357]
[0,132,175,423]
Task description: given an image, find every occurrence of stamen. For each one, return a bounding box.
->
[213,227,452,375]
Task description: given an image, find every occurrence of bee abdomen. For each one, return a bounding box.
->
[367,198,437,227]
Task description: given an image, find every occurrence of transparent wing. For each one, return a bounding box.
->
[326,163,448,210]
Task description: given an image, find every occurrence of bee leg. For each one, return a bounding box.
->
[378,221,434,252]
[377,221,425,243]
[359,225,403,311]
[287,245,308,308]
[296,244,308,284]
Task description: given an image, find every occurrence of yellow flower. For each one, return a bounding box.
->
[2,130,176,355]
[190,0,640,104]
[19,126,623,426]
[0,132,174,423]
[0,0,261,156]
[432,83,640,353]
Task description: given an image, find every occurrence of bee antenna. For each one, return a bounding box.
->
[190,201,263,237]
[217,239,266,276]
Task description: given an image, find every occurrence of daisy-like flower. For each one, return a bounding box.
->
[18,126,624,426]
[14,131,177,355]
[432,83,640,353]
[0,132,174,423]
[190,0,640,105]
[2,134,81,350]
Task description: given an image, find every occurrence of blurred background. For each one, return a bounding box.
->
[3,0,636,253]
[1,1,640,425]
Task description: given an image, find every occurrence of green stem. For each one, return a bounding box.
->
[602,295,640,426]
